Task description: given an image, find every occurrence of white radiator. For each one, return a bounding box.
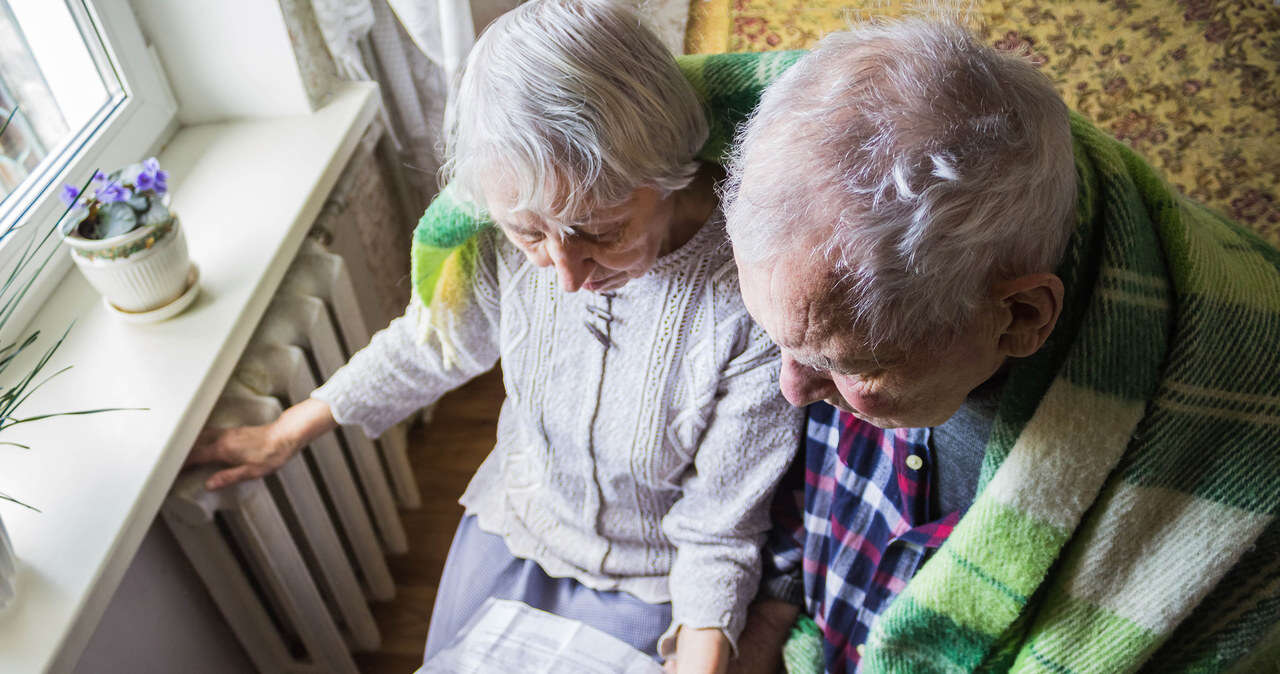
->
[163,241,423,673]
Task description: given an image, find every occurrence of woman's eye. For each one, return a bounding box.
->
[579,226,623,244]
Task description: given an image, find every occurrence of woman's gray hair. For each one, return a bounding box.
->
[443,0,708,223]
[723,18,1077,349]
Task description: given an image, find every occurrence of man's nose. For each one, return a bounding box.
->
[546,237,593,292]
[779,354,837,407]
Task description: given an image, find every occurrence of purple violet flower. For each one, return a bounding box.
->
[91,170,107,185]
[154,170,169,194]
[96,181,132,204]
[134,171,155,192]
[59,184,80,206]
[142,157,160,174]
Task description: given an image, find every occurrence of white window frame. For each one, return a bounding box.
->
[0,0,177,342]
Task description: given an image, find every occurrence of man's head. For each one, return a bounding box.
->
[724,19,1077,427]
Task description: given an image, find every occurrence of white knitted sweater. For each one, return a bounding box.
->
[312,220,801,650]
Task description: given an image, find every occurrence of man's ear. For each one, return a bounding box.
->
[994,273,1064,358]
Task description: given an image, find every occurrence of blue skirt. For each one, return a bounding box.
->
[423,515,673,662]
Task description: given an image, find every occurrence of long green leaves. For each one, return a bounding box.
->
[0,106,16,139]
[0,491,39,512]
[0,107,142,512]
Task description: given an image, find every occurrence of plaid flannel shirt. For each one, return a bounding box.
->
[765,402,962,673]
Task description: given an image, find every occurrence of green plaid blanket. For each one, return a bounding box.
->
[409,52,1280,672]
[858,112,1280,673]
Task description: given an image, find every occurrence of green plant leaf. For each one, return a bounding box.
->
[0,326,72,421]
[0,172,97,326]
[59,205,88,237]
[0,332,40,378]
[95,202,138,239]
[0,407,148,431]
[2,363,76,416]
[0,491,40,512]
[140,200,171,226]
[0,167,138,513]
[0,105,16,139]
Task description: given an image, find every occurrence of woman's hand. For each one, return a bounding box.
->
[665,626,730,674]
[186,398,338,490]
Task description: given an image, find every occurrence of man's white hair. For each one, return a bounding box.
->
[443,0,708,223]
[723,18,1077,349]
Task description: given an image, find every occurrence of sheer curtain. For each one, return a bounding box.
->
[309,0,689,212]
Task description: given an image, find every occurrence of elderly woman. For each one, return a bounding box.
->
[188,1,800,671]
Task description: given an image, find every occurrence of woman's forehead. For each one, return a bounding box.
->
[488,184,634,230]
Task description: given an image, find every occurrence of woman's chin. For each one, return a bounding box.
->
[585,275,629,292]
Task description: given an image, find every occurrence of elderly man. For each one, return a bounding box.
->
[723,18,1280,674]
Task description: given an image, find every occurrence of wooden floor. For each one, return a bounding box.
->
[353,367,504,673]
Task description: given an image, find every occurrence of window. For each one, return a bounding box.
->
[0,0,119,208]
[0,0,175,337]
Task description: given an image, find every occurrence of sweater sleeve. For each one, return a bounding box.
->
[758,451,808,607]
[658,320,804,656]
[311,230,503,439]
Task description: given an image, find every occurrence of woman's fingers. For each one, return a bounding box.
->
[205,463,261,491]
[188,425,287,491]
[186,427,229,466]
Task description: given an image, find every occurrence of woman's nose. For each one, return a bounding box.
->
[779,354,837,407]
[546,237,594,292]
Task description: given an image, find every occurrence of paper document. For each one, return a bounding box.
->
[418,598,666,674]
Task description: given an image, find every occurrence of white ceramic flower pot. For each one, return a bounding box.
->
[64,215,194,314]
[0,513,16,612]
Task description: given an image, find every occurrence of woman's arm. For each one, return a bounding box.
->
[313,229,506,439]
[725,454,809,674]
[668,627,732,674]
[659,319,805,670]
[187,398,337,490]
[189,230,506,488]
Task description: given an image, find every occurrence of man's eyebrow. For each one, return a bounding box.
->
[792,350,900,373]
[791,352,841,372]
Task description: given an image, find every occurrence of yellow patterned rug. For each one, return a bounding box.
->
[685,0,1280,245]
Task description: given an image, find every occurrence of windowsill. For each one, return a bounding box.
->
[0,81,378,674]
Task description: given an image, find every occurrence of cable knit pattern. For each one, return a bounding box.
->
[312,216,802,653]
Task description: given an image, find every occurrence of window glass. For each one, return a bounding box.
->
[0,0,123,212]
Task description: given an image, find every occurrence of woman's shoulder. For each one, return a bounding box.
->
[672,222,778,354]
[690,218,747,310]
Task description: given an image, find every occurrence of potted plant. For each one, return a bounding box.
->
[1,107,141,612]
[59,158,198,320]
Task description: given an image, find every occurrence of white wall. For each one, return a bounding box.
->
[128,0,316,124]
[72,520,255,674]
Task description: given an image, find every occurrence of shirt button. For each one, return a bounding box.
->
[856,643,866,657]
[906,454,924,470]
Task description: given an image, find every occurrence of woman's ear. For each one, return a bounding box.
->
[994,273,1065,358]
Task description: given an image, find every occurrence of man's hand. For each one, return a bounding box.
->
[186,398,337,490]
[726,600,799,674]
[664,626,731,674]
